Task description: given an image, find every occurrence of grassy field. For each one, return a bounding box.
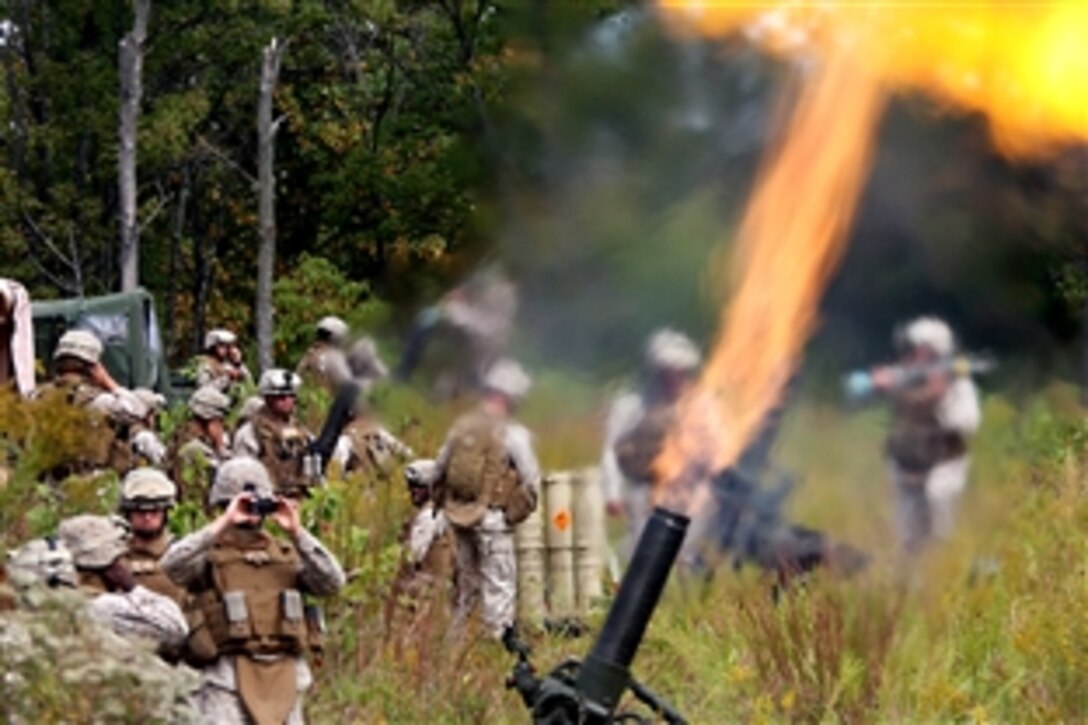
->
[1,377,1085,722]
[303,378,1087,723]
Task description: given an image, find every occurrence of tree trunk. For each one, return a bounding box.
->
[256,37,287,372]
[118,0,150,292]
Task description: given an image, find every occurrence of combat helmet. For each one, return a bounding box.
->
[209,456,274,507]
[645,328,701,372]
[53,330,103,365]
[119,467,177,512]
[258,368,300,398]
[57,515,128,570]
[896,317,955,357]
[6,538,78,589]
[204,328,237,351]
[482,358,532,402]
[189,385,232,420]
[316,316,349,344]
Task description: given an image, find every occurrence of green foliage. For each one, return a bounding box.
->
[273,253,391,366]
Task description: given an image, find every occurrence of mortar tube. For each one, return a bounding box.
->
[575,506,689,713]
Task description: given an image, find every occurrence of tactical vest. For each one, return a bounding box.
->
[185,528,305,663]
[614,403,675,484]
[122,533,186,606]
[296,342,337,393]
[253,409,313,497]
[886,396,967,474]
[342,417,395,475]
[438,408,528,528]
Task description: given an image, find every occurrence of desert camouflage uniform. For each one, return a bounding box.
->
[161,524,345,725]
[296,342,352,394]
[233,408,316,497]
[435,411,540,637]
[332,416,413,476]
[889,377,980,552]
[601,390,652,556]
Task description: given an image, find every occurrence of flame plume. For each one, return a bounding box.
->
[652,1,1088,512]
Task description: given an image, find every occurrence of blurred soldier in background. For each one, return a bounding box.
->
[348,336,389,395]
[118,468,186,607]
[161,457,345,725]
[395,263,518,392]
[234,369,318,499]
[432,359,540,638]
[871,317,982,554]
[173,385,233,500]
[296,316,352,394]
[235,395,264,433]
[36,330,156,476]
[57,514,188,652]
[131,388,169,467]
[196,329,252,395]
[400,460,453,594]
[331,395,414,477]
[602,328,701,557]
[0,278,35,396]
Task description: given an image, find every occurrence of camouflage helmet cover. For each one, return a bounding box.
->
[258,368,300,398]
[896,316,955,357]
[53,329,103,365]
[56,515,128,570]
[120,467,178,511]
[316,316,349,342]
[204,328,238,350]
[209,456,274,506]
[645,328,701,372]
[6,538,79,589]
[482,358,532,401]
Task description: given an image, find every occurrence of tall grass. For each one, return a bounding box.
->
[1,379,1084,722]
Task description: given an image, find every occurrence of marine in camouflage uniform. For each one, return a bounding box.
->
[195,328,253,395]
[234,369,319,499]
[295,316,352,395]
[118,468,186,607]
[331,396,413,477]
[173,385,234,501]
[602,328,701,558]
[56,514,188,652]
[432,359,540,638]
[35,330,158,477]
[400,460,453,592]
[871,317,981,554]
[3,538,200,721]
[161,457,345,725]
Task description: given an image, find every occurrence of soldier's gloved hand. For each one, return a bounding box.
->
[271,497,301,537]
[100,560,137,593]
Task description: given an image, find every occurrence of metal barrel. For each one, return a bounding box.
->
[572,466,606,613]
[576,507,689,712]
[544,472,576,619]
[514,504,547,625]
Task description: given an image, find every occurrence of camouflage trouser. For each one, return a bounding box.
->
[452,509,516,638]
[892,456,970,554]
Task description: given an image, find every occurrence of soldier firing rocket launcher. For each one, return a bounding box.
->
[842,353,996,402]
[504,507,688,725]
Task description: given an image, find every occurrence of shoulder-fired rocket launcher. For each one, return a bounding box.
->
[843,353,996,402]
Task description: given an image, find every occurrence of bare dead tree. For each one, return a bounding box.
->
[118,0,150,291]
[256,37,288,371]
